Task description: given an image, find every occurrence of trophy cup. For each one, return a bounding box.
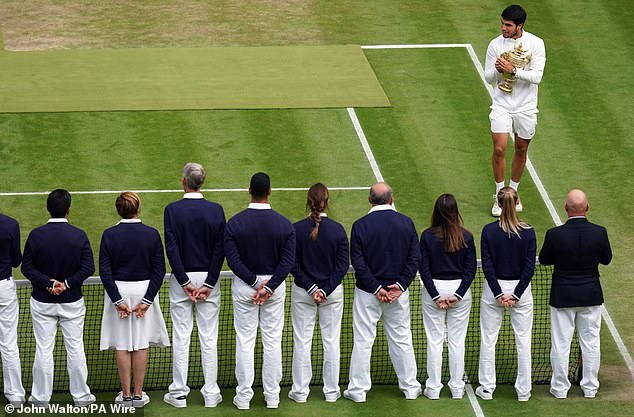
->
[498,43,531,93]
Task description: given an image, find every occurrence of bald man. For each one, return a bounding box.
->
[345,182,422,402]
[539,189,612,399]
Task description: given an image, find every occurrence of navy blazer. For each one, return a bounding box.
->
[99,221,166,306]
[224,205,295,293]
[481,220,536,300]
[351,206,421,295]
[22,220,95,303]
[539,217,612,308]
[419,227,476,300]
[164,195,226,288]
[291,216,349,296]
[0,214,22,279]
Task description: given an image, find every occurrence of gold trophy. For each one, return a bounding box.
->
[498,43,531,93]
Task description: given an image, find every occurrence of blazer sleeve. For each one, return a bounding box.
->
[205,210,226,288]
[65,233,95,289]
[419,232,440,300]
[538,229,555,265]
[350,223,383,295]
[600,227,613,266]
[163,206,189,287]
[322,229,350,296]
[99,234,123,305]
[290,236,316,293]
[224,221,257,287]
[142,231,166,305]
[481,227,503,298]
[397,223,421,291]
[10,221,22,268]
[264,226,296,293]
[21,235,52,290]
[456,234,477,299]
[513,228,536,300]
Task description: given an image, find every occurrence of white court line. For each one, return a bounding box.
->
[0,186,369,197]
[362,43,470,49]
[465,384,486,417]
[346,107,385,182]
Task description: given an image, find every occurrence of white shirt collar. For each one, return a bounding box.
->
[319,213,328,218]
[368,204,397,214]
[183,192,204,200]
[568,216,587,220]
[117,218,142,224]
[48,218,68,223]
[248,203,271,210]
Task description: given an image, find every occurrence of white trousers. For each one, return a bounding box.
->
[168,273,221,402]
[290,284,344,400]
[347,287,421,400]
[0,278,25,403]
[421,279,472,394]
[478,280,533,398]
[30,298,93,403]
[232,276,286,403]
[550,305,601,397]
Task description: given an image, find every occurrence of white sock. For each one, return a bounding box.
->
[509,180,520,191]
[495,181,505,194]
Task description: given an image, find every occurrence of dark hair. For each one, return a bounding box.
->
[116,192,140,219]
[501,4,527,26]
[306,183,329,241]
[47,189,71,218]
[250,172,270,199]
[430,194,470,253]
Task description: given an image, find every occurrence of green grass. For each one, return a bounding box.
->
[0,45,389,112]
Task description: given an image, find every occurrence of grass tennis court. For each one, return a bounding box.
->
[1,1,633,417]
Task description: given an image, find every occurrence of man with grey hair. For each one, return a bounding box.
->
[539,189,612,399]
[344,182,422,402]
[163,162,226,408]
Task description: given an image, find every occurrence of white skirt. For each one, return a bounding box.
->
[100,280,170,351]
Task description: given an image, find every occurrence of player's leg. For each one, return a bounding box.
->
[509,288,533,401]
[289,283,318,402]
[318,284,344,402]
[0,279,25,405]
[232,277,259,407]
[575,306,602,398]
[490,108,513,212]
[382,291,422,400]
[29,298,59,405]
[477,284,504,398]
[166,276,195,405]
[509,111,537,210]
[58,299,94,405]
[446,288,472,399]
[260,280,286,408]
[421,286,447,399]
[196,281,222,406]
[549,306,576,398]
[345,288,381,402]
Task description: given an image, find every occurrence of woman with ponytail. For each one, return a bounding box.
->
[288,183,349,403]
[419,194,476,400]
[476,186,536,402]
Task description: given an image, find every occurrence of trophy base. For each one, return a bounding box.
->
[498,83,513,93]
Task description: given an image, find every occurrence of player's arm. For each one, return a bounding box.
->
[485,41,503,84]
[515,38,545,85]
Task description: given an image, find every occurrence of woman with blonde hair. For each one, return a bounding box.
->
[419,194,476,400]
[99,192,169,407]
[476,186,536,402]
[288,183,349,403]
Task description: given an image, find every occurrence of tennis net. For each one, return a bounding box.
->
[10,262,579,392]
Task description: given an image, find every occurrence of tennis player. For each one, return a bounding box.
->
[476,186,536,401]
[419,194,476,400]
[224,172,295,410]
[344,182,422,402]
[163,163,226,408]
[288,183,348,403]
[21,189,96,407]
[485,4,546,216]
[0,212,25,406]
[99,192,169,408]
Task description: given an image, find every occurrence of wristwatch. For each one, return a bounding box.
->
[511,67,517,76]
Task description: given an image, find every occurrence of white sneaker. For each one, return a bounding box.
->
[450,389,464,399]
[549,388,567,399]
[343,390,366,403]
[423,388,439,400]
[324,391,341,403]
[583,390,596,399]
[204,395,222,408]
[517,394,530,402]
[475,386,493,400]
[74,394,96,407]
[288,391,307,403]
[163,393,187,408]
[132,393,150,408]
[265,397,280,409]
[404,387,422,400]
[232,396,250,410]
[491,196,502,217]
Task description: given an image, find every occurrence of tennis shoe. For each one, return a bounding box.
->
[232,396,250,410]
[475,386,493,400]
[132,393,149,408]
[163,393,187,408]
[287,391,307,403]
[491,195,502,217]
[423,388,440,400]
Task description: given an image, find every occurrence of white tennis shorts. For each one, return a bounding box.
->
[490,108,537,140]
